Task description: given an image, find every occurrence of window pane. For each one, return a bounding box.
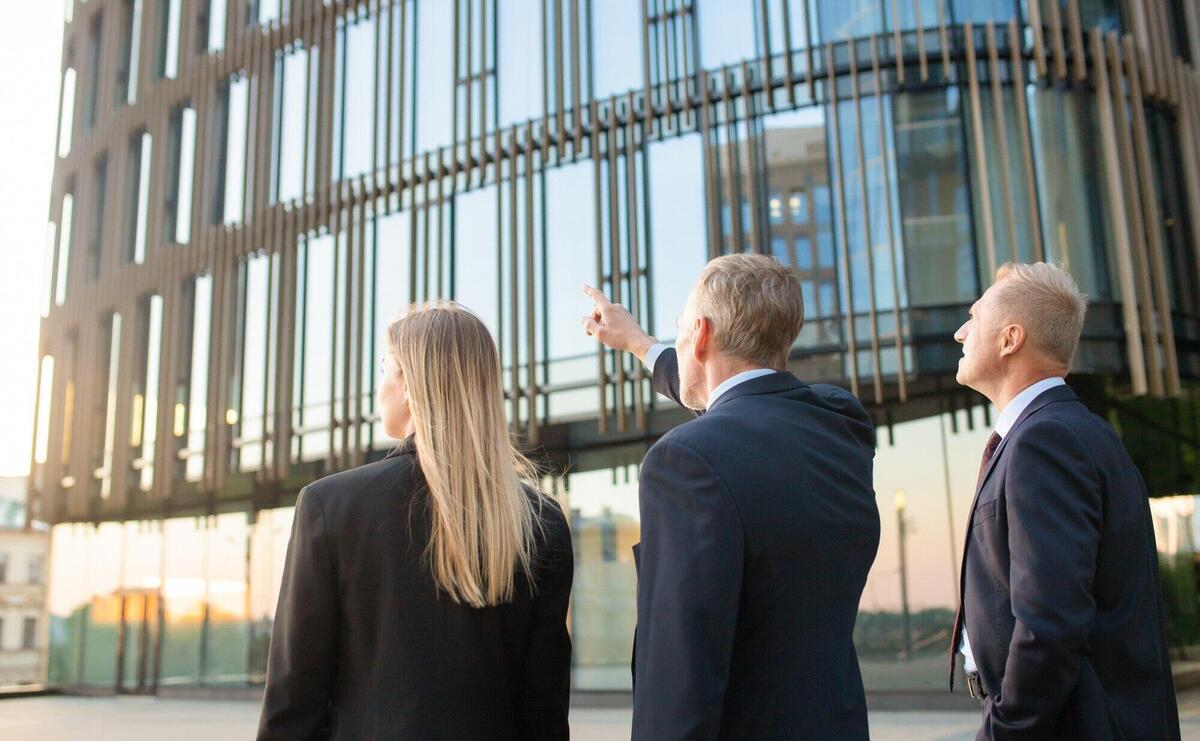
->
[79,524,122,686]
[96,313,122,500]
[415,0,453,153]
[567,463,640,690]
[41,223,56,317]
[543,161,597,419]
[296,235,335,461]
[236,255,272,472]
[335,18,376,179]
[273,48,308,203]
[370,211,411,445]
[128,132,153,264]
[1029,88,1113,299]
[35,356,54,465]
[498,0,541,127]
[894,89,976,306]
[203,513,249,684]
[88,156,108,280]
[117,0,144,106]
[589,0,641,101]
[159,0,181,78]
[47,525,88,684]
[649,134,708,343]
[222,76,249,225]
[698,0,758,69]
[84,15,102,129]
[186,276,211,482]
[58,68,76,158]
[55,194,73,307]
[160,517,205,685]
[208,0,226,53]
[132,295,163,492]
[168,106,196,244]
[248,507,293,681]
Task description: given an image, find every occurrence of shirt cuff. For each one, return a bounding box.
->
[644,343,668,374]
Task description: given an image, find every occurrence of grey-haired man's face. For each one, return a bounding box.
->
[675,289,708,411]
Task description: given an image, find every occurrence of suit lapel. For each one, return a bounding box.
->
[951,383,1080,683]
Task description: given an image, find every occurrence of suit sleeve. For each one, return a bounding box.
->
[633,438,743,741]
[650,347,701,416]
[980,420,1102,741]
[517,504,574,741]
[257,488,339,740]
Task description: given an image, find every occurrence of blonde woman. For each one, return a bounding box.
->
[258,302,573,740]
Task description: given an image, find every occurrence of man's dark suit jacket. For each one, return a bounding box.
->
[257,437,573,740]
[954,383,1179,740]
[633,348,880,740]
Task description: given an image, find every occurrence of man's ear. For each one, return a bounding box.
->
[998,323,1026,359]
[692,316,711,361]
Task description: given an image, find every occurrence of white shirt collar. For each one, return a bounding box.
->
[708,368,777,408]
[994,377,1067,438]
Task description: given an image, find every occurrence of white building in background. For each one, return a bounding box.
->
[0,477,48,686]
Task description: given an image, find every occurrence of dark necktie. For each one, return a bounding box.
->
[976,432,1002,490]
[951,430,1005,689]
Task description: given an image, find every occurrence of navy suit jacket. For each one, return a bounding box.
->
[632,348,880,740]
[953,383,1179,740]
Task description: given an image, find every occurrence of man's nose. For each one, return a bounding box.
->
[954,324,968,344]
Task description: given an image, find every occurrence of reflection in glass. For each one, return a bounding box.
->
[159,517,205,685]
[248,507,293,682]
[132,294,163,492]
[697,0,757,69]
[498,0,541,127]
[185,275,212,482]
[222,76,249,225]
[35,356,54,466]
[370,211,411,446]
[543,161,597,419]
[96,313,122,500]
[79,523,122,686]
[334,17,376,180]
[55,194,73,306]
[208,0,226,53]
[58,68,76,158]
[648,134,707,343]
[158,0,181,78]
[272,47,309,203]
[202,513,250,684]
[118,522,162,692]
[589,0,641,101]
[295,235,335,462]
[89,156,108,280]
[47,524,88,685]
[966,84,1038,270]
[416,0,453,153]
[894,89,976,306]
[128,132,153,264]
[167,105,196,244]
[84,15,102,130]
[1028,88,1113,299]
[117,0,144,106]
[566,465,639,690]
[236,254,273,472]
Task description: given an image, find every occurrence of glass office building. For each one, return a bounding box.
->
[33,0,1200,694]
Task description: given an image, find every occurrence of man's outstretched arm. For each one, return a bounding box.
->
[581,284,692,411]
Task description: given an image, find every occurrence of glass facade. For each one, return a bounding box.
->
[39,0,1200,695]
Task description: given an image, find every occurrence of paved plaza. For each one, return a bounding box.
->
[0,693,1198,740]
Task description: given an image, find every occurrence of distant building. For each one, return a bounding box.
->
[0,478,48,686]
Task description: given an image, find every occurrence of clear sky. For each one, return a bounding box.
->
[0,3,65,477]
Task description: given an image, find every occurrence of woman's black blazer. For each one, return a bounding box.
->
[257,438,574,740]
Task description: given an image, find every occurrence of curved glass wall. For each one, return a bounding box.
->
[42,0,1200,696]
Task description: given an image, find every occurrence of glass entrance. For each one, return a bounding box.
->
[116,589,160,694]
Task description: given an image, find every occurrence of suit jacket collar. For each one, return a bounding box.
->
[385,434,417,459]
[705,371,807,412]
[975,383,1078,494]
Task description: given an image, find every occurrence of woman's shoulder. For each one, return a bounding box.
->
[302,448,422,524]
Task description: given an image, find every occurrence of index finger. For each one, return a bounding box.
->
[581,284,611,306]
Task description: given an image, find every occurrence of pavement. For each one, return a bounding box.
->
[0,692,1197,740]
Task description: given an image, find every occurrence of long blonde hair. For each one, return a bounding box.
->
[387,301,543,608]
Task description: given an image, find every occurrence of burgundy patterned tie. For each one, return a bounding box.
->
[976,432,1002,490]
[951,430,1005,690]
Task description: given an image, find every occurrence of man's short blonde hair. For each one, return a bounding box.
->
[992,262,1088,368]
[692,253,804,369]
